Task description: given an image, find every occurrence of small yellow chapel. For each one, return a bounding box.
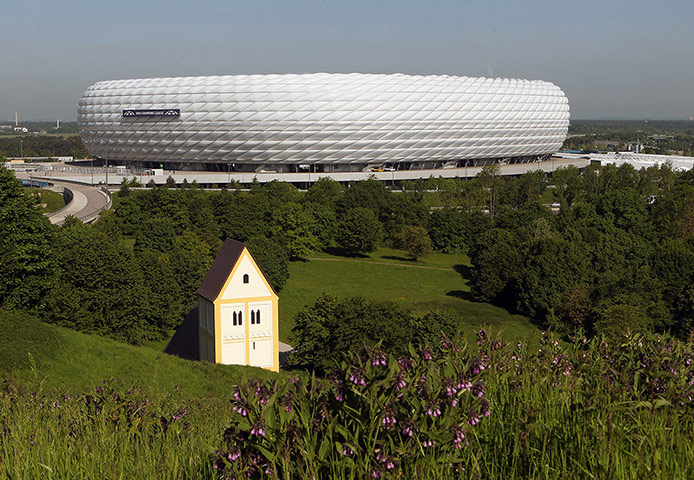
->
[196,238,279,372]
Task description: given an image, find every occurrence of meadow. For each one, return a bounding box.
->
[279,247,539,345]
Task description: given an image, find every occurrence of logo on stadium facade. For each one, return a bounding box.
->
[122,109,180,118]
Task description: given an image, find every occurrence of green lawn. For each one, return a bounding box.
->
[279,248,540,346]
[28,187,65,213]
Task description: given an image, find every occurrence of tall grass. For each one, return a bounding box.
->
[1,330,693,479]
[0,377,229,479]
[214,331,694,479]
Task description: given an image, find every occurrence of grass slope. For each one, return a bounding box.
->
[6,317,277,398]
[279,248,540,345]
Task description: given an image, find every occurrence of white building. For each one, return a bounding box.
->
[196,239,279,372]
[78,73,570,172]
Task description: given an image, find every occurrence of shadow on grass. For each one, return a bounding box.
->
[322,247,370,258]
[381,255,416,262]
[446,290,475,301]
[453,264,473,279]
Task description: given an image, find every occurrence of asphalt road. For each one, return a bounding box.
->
[15,172,111,225]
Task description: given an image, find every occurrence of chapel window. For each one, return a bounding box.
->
[243,274,249,284]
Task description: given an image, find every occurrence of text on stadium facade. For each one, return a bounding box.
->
[122,109,180,118]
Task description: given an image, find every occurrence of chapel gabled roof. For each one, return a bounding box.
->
[196,238,246,302]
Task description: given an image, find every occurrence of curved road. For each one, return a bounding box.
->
[15,172,111,226]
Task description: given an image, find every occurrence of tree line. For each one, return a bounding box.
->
[1,161,693,347]
[0,136,87,158]
[467,164,694,339]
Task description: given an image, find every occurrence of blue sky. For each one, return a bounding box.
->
[1,0,692,121]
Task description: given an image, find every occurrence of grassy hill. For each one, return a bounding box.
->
[278,247,541,345]
[2,310,277,398]
[0,310,277,480]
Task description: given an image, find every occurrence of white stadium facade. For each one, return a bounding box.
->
[77,73,570,173]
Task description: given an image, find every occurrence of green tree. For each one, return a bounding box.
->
[469,229,523,305]
[138,249,184,336]
[246,235,290,292]
[593,303,649,339]
[214,194,271,242]
[335,207,383,256]
[118,178,131,198]
[500,170,546,208]
[270,202,319,259]
[552,165,583,208]
[187,194,222,251]
[0,164,55,310]
[477,163,502,217]
[427,209,467,253]
[46,223,149,343]
[289,294,415,372]
[262,181,302,208]
[554,286,593,334]
[338,177,390,214]
[134,216,177,253]
[113,196,143,235]
[305,202,338,250]
[306,177,344,205]
[650,239,694,336]
[379,193,429,240]
[394,225,432,260]
[169,230,214,311]
[514,235,592,320]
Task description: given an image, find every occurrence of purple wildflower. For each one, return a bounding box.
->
[467,410,480,426]
[425,402,441,418]
[371,349,387,367]
[397,355,414,370]
[452,425,467,449]
[471,381,485,398]
[250,421,266,437]
[348,366,367,387]
[400,419,416,437]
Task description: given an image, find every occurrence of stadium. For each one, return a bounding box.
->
[77,73,570,173]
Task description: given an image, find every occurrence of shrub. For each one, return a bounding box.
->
[289,295,464,372]
[393,224,432,260]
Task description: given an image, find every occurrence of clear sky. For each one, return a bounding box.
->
[1,0,692,121]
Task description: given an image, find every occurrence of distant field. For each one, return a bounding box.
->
[27,187,65,213]
[279,248,540,346]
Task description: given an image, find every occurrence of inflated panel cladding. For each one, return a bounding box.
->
[78,73,569,164]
